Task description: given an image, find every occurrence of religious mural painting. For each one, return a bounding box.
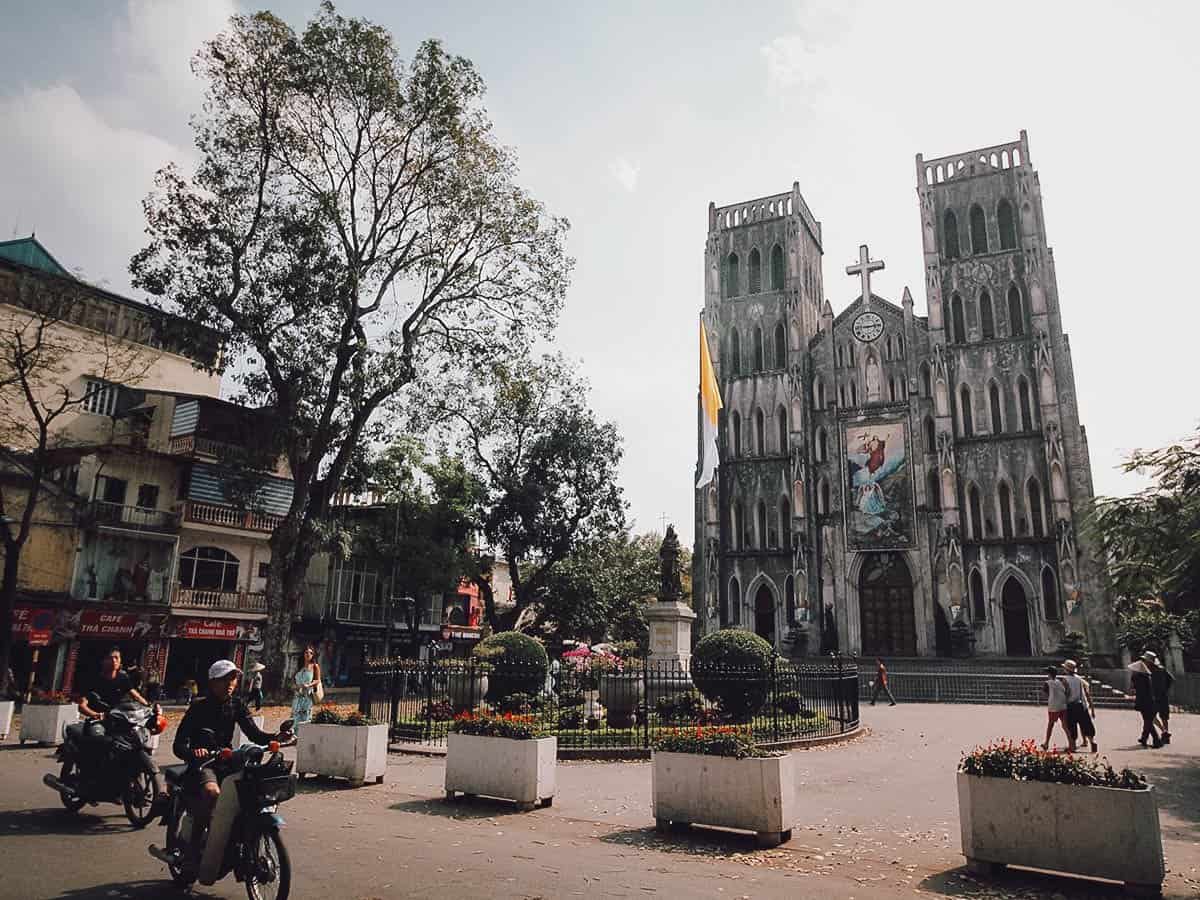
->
[841,416,915,552]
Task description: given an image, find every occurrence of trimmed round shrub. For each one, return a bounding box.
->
[472,631,548,701]
[655,690,706,724]
[691,629,774,721]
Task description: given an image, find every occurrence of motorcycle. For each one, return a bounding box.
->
[150,722,297,900]
[43,701,167,828]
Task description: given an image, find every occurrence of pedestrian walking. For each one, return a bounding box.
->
[291,645,322,725]
[246,662,265,711]
[1149,653,1174,745]
[870,658,897,706]
[1059,659,1097,753]
[1129,652,1161,748]
[1040,665,1070,750]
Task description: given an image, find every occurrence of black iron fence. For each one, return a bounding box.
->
[359,657,860,751]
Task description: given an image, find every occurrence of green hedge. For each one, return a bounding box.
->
[691,629,774,721]
[473,631,548,700]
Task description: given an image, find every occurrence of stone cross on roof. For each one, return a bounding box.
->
[845,244,884,306]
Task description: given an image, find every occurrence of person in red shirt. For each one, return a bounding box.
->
[870,658,897,706]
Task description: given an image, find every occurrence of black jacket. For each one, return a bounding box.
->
[1130,670,1155,713]
[1151,667,1174,706]
[173,695,275,762]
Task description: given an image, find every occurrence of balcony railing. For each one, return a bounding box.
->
[330,600,391,626]
[182,500,283,534]
[173,584,267,614]
[91,501,181,534]
[168,434,228,457]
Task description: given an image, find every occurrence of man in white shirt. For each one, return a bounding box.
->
[1059,659,1097,753]
[1041,665,1069,751]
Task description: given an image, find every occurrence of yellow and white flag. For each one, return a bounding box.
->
[696,320,724,487]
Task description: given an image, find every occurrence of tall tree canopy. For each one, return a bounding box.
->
[130,4,571,690]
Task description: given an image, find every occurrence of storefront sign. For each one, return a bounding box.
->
[53,609,167,641]
[12,607,55,646]
[168,617,262,643]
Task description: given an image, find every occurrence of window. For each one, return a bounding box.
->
[837,346,845,368]
[997,200,1016,250]
[731,503,743,551]
[725,253,740,298]
[785,575,795,624]
[849,380,858,407]
[135,484,159,510]
[1007,286,1024,336]
[989,381,1003,433]
[848,343,855,366]
[729,577,741,625]
[971,569,986,620]
[257,562,271,579]
[884,336,892,360]
[748,248,762,293]
[179,546,240,592]
[927,468,941,510]
[950,294,966,343]
[959,384,974,437]
[1042,568,1059,620]
[817,427,828,462]
[754,408,766,455]
[731,411,742,457]
[753,326,764,372]
[980,291,995,340]
[729,328,741,375]
[968,484,983,538]
[943,210,960,259]
[1018,376,1033,430]
[97,475,127,505]
[756,501,768,549]
[773,323,786,369]
[776,406,788,454]
[1028,478,1045,537]
[896,336,904,357]
[998,482,1014,539]
[923,416,936,450]
[770,245,785,290]
[920,362,932,397]
[780,497,791,546]
[82,379,118,416]
[815,378,826,409]
[970,205,988,254]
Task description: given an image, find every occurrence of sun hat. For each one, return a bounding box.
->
[1061,659,1077,671]
[208,659,242,680]
[249,662,266,673]
[1141,650,1158,663]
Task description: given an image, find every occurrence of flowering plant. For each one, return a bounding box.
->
[959,739,1147,789]
[450,710,542,740]
[652,725,774,759]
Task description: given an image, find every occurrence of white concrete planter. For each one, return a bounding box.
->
[232,715,265,748]
[0,700,13,740]
[652,751,797,847]
[957,772,1164,893]
[296,722,388,786]
[20,704,79,746]
[444,733,556,810]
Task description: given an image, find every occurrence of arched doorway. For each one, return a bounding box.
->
[934,604,952,657]
[1001,578,1032,656]
[754,585,776,643]
[858,554,916,656]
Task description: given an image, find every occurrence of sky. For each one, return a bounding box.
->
[2,1,1197,547]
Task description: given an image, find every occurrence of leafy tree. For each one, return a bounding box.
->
[426,354,625,631]
[130,5,570,693]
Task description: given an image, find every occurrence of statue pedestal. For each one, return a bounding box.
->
[646,601,697,666]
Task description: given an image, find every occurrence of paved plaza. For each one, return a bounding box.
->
[0,703,1196,899]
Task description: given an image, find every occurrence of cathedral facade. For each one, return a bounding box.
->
[693,131,1114,659]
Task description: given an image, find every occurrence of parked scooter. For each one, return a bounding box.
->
[149,723,297,899]
[43,701,167,828]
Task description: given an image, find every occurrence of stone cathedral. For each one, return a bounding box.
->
[692,131,1115,660]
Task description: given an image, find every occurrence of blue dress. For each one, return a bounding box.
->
[292,668,315,724]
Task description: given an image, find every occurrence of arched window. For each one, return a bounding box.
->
[819,479,831,515]
[770,244,785,290]
[959,384,974,437]
[849,380,858,407]
[943,209,960,259]
[980,291,995,340]
[927,468,941,510]
[753,326,764,372]
[998,482,1014,539]
[951,294,966,343]
[776,406,788,454]
[1007,286,1024,336]
[179,546,240,591]
[726,576,740,626]
[997,200,1016,250]
[725,252,740,298]
[756,500,768,548]
[729,328,741,375]
[748,248,762,293]
[1018,376,1033,431]
[730,411,742,457]
[970,205,988,254]
[889,378,897,402]
[923,415,936,450]
[884,336,893,360]
[837,346,844,368]
[989,381,1003,433]
[971,569,986,620]
[754,408,766,455]
[848,343,856,365]
[731,502,744,551]
[968,484,983,539]
[780,497,791,546]
[1042,568,1059,620]
[896,336,904,358]
[785,575,796,624]
[817,427,828,462]
[773,323,786,369]
[814,378,826,409]
[920,362,932,397]
[1028,478,1045,538]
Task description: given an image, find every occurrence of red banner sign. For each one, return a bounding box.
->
[76,611,162,639]
[12,607,54,646]
[169,618,262,643]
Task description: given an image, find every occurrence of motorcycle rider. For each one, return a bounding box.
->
[75,647,152,748]
[171,660,292,861]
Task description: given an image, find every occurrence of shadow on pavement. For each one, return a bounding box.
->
[389,796,537,819]
[919,865,1134,898]
[49,880,224,899]
[0,806,134,837]
[599,824,768,859]
[1132,748,1200,837]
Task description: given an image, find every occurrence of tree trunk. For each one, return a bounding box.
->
[0,545,20,696]
[261,515,316,700]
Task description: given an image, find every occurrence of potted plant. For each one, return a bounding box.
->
[957,739,1163,895]
[651,725,796,848]
[20,690,79,746]
[441,660,491,712]
[296,707,388,787]
[591,652,643,729]
[444,711,556,811]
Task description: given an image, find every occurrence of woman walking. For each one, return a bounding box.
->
[246,662,265,711]
[291,645,322,725]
